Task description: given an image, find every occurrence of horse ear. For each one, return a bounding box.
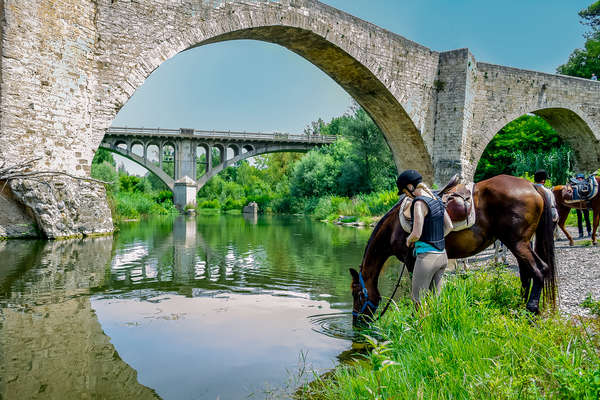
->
[349,268,359,282]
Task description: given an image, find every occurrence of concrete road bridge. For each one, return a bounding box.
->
[101,126,336,207]
[1,0,599,238]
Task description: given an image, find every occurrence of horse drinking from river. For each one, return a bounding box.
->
[350,175,556,325]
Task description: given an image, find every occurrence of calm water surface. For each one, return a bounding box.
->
[0,215,406,399]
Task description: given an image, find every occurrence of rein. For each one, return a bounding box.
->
[353,263,406,321]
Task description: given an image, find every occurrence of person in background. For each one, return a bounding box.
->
[592,73,598,81]
[575,173,592,238]
[396,170,453,308]
[533,169,558,224]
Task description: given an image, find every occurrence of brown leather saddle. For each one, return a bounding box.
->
[437,175,473,223]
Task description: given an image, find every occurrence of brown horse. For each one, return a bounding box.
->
[350,175,557,325]
[554,177,600,246]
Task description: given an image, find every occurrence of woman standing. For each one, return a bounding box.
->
[396,170,454,307]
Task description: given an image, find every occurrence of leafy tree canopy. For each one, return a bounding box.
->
[474,115,565,182]
[579,1,600,32]
[557,2,600,78]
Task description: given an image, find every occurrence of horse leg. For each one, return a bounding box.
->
[518,264,532,303]
[557,204,573,246]
[592,209,600,246]
[506,241,544,313]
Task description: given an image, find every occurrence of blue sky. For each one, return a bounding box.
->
[112,0,591,171]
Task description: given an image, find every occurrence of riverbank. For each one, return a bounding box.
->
[299,267,600,399]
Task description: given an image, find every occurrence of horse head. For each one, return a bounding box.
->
[561,184,575,202]
[349,267,379,327]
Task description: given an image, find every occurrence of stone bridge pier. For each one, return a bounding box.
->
[0,0,599,238]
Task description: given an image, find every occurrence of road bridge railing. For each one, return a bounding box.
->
[106,127,337,144]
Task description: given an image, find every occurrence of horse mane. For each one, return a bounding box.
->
[360,194,406,268]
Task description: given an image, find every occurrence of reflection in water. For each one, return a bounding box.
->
[0,215,410,399]
[0,238,159,400]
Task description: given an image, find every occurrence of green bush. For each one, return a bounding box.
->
[154,190,173,204]
[198,199,220,209]
[114,192,176,219]
[313,197,335,220]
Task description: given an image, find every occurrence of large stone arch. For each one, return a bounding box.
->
[472,104,600,179]
[93,0,439,181]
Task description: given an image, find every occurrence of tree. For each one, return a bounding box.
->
[475,115,564,182]
[579,1,600,32]
[557,2,600,78]
[92,148,116,166]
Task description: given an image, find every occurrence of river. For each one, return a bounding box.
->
[0,214,407,399]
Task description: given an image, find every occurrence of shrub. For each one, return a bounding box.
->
[198,199,220,209]
[154,190,173,204]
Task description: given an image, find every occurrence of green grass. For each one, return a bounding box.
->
[301,268,600,400]
[582,294,600,317]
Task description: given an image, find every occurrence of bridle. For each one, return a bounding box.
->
[352,270,379,318]
[352,264,406,321]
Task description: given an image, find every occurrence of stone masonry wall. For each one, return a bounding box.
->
[0,0,113,238]
[469,63,600,178]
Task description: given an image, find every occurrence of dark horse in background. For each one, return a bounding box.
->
[350,175,557,325]
[553,176,600,246]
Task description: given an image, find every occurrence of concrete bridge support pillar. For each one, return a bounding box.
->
[175,140,196,182]
[173,176,197,210]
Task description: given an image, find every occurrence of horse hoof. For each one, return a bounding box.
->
[526,302,540,315]
[569,241,575,246]
[594,242,598,246]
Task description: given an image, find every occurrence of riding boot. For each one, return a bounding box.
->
[526,279,542,314]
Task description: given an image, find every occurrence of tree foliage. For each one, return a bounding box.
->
[92,148,116,166]
[197,105,397,213]
[474,115,569,183]
[557,2,600,78]
[579,1,600,32]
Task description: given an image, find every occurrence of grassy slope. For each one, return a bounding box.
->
[301,269,600,400]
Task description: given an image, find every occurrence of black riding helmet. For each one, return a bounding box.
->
[534,169,547,183]
[396,169,422,195]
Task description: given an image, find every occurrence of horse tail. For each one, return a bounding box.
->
[533,184,557,309]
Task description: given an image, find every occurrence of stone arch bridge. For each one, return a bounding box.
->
[101,126,336,207]
[1,0,599,238]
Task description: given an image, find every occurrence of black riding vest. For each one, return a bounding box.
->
[411,195,445,251]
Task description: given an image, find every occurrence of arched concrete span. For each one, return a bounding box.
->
[196,142,315,189]
[101,127,330,205]
[99,143,176,190]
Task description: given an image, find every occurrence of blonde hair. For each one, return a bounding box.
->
[404,182,436,199]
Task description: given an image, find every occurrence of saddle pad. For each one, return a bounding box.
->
[398,196,413,233]
[566,176,598,203]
